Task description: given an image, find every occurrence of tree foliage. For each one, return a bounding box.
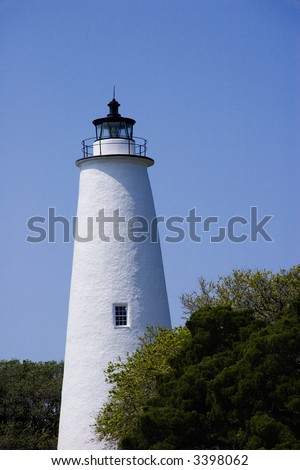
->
[181,265,300,320]
[95,266,300,449]
[95,326,190,448]
[0,360,63,449]
[121,302,300,450]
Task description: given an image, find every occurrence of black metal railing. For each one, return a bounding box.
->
[81,137,147,158]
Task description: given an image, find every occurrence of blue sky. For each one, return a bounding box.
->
[0,0,299,361]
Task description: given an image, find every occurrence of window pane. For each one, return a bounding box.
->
[101,123,110,139]
[96,124,101,140]
[119,122,128,138]
[115,305,127,326]
[108,121,121,138]
[127,124,133,139]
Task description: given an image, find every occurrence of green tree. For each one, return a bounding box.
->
[95,326,190,448]
[0,360,63,449]
[181,265,300,320]
[121,302,300,450]
[95,266,300,449]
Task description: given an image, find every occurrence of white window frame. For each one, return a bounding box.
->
[113,303,129,328]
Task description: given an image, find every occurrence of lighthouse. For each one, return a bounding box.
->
[58,97,171,449]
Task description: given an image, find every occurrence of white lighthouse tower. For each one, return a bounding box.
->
[58,97,171,450]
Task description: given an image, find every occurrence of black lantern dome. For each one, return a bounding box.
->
[92,97,136,141]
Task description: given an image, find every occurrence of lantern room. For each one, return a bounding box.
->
[92,97,135,141]
[80,96,148,159]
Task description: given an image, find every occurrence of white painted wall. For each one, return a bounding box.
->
[58,155,171,450]
[93,138,135,156]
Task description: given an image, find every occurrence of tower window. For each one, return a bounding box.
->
[114,304,128,327]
